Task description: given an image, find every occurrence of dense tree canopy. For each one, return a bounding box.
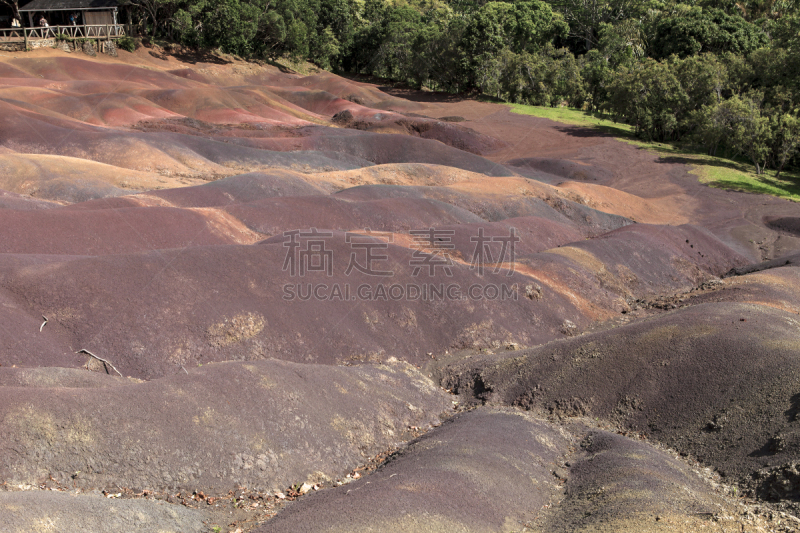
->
[649,7,769,59]
[119,0,800,174]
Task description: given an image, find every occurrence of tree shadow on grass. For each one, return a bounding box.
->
[657,155,800,200]
[711,175,800,199]
[656,155,738,167]
[514,108,634,139]
[553,124,630,138]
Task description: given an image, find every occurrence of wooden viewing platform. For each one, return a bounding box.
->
[0,24,126,43]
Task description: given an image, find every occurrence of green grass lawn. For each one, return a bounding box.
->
[509,103,800,202]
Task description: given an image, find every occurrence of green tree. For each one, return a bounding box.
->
[770,112,800,177]
[551,0,644,52]
[378,5,425,82]
[769,12,800,48]
[649,7,769,59]
[315,0,358,66]
[580,48,612,111]
[316,26,341,69]
[723,94,773,174]
[461,0,567,88]
[692,102,732,156]
[732,0,799,20]
[410,16,467,91]
[606,58,687,141]
[744,48,800,111]
[596,19,645,68]
[122,0,176,37]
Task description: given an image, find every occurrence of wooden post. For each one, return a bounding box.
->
[23,27,27,50]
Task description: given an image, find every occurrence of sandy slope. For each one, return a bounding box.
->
[0,47,798,533]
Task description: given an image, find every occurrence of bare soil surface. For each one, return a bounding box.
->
[436,266,800,511]
[1,48,800,532]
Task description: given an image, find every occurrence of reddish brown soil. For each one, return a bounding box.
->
[381,90,800,262]
[0,48,799,533]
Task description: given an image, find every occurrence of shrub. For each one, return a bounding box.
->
[117,36,136,53]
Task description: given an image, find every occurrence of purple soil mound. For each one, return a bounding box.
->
[0,238,586,379]
[227,130,516,177]
[61,197,154,211]
[19,179,129,204]
[256,408,570,532]
[683,266,800,313]
[395,118,506,155]
[269,88,372,117]
[226,196,484,236]
[287,73,426,113]
[0,190,60,210]
[0,206,247,255]
[0,359,451,494]
[3,53,799,531]
[0,222,746,379]
[441,293,800,499]
[1,56,201,88]
[536,195,633,237]
[0,284,75,370]
[431,217,584,259]
[725,252,800,276]
[167,68,213,84]
[532,224,749,298]
[330,109,505,155]
[57,170,327,211]
[0,111,372,175]
[145,171,328,207]
[138,131,375,171]
[0,366,129,389]
[334,184,633,236]
[506,157,615,184]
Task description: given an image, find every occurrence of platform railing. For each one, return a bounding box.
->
[0,24,126,43]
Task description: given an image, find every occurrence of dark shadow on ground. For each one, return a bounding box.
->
[169,49,232,66]
[553,124,621,138]
[257,58,297,74]
[336,73,475,104]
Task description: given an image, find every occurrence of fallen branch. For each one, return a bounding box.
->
[39,315,47,332]
[77,349,123,377]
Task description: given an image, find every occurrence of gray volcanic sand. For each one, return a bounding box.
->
[438,265,800,500]
[257,408,570,533]
[0,359,451,494]
[0,490,207,533]
[257,409,746,533]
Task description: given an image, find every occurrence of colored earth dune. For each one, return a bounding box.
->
[1,47,800,533]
